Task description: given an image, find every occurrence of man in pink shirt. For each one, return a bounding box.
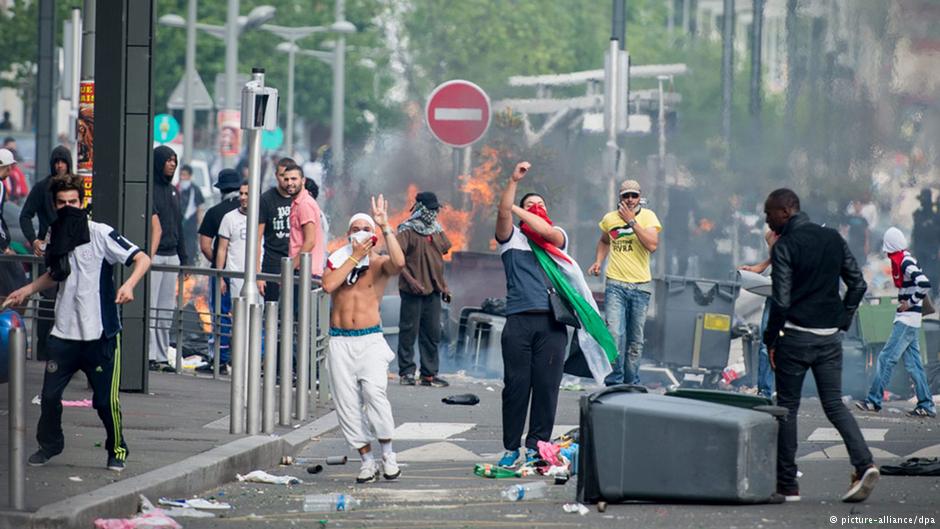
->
[289,169,325,278]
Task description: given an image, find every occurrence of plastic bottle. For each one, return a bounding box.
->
[303,493,362,512]
[500,481,548,501]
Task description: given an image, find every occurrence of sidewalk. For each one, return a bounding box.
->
[0,360,336,529]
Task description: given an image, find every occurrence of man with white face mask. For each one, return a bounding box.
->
[322,197,405,484]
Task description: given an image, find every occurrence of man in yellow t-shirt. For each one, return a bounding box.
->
[588,179,662,386]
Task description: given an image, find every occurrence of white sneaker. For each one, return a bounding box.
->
[382,452,401,480]
[356,459,380,484]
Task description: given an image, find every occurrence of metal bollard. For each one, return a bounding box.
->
[279,258,293,426]
[9,327,26,510]
[246,303,263,434]
[263,301,278,433]
[213,273,222,378]
[295,253,312,421]
[317,291,332,403]
[229,297,247,434]
[174,271,185,374]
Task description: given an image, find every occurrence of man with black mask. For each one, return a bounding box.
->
[149,146,189,371]
[3,175,150,472]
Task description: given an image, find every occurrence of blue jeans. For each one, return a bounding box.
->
[210,277,232,365]
[603,280,651,386]
[757,300,774,398]
[866,321,936,412]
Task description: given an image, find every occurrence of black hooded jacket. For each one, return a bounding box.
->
[152,146,188,264]
[19,145,72,243]
[763,211,868,347]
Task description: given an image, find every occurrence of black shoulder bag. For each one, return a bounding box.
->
[536,261,581,329]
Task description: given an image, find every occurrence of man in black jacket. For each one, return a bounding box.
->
[149,146,189,370]
[762,188,878,504]
[20,145,71,256]
[18,146,72,361]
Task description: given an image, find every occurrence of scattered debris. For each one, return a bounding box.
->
[486,386,495,392]
[93,512,182,529]
[69,476,83,482]
[307,464,324,474]
[158,497,231,510]
[236,470,302,485]
[280,456,294,466]
[597,501,608,513]
[563,503,590,515]
[326,455,347,465]
[441,393,480,406]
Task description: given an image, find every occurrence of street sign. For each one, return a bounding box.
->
[154,114,180,144]
[262,127,284,151]
[167,71,214,111]
[425,80,491,148]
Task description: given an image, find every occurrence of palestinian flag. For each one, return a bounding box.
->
[608,225,635,240]
[527,241,618,384]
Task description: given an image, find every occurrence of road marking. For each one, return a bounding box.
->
[906,444,940,458]
[799,445,898,460]
[394,422,476,440]
[397,441,481,462]
[434,108,483,121]
[806,427,888,442]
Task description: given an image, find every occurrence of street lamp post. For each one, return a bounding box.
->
[159,4,275,168]
[182,0,196,165]
[262,25,334,157]
[224,0,239,169]
[331,0,354,178]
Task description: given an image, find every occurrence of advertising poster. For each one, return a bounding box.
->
[218,110,241,157]
[77,80,95,208]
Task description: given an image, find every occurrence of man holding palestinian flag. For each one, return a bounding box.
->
[494,161,618,469]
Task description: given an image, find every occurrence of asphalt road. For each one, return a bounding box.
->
[178,374,940,529]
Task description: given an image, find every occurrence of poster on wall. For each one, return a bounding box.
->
[217,110,241,157]
[77,80,94,208]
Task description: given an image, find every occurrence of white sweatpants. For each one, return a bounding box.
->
[328,332,396,450]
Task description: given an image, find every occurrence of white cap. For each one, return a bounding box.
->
[0,149,15,167]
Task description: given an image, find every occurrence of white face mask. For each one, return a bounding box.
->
[348,230,373,244]
[180,180,192,191]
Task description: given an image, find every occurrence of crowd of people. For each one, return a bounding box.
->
[4,142,938,507]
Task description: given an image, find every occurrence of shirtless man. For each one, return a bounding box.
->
[322,195,406,483]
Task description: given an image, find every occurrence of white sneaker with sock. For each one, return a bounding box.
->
[382,452,401,480]
[356,458,380,483]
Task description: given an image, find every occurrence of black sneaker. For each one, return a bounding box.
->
[107,456,125,472]
[399,374,416,386]
[854,400,880,413]
[27,450,53,467]
[149,361,174,373]
[420,375,449,388]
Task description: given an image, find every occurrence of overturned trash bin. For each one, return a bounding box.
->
[577,385,778,504]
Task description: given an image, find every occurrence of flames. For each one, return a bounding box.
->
[325,146,505,261]
[180,275,213,334]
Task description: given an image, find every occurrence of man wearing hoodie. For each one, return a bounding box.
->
[856,228,937,418]
[20,146,72,257]
[18,146,71,360]
[150,146,189,370]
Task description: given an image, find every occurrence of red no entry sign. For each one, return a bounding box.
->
[425,80,491,148]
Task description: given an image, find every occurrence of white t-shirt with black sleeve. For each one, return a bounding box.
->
[51,221,142,341]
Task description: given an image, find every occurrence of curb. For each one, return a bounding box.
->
[0,412,338,529]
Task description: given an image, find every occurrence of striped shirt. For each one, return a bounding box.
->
[895,251,931,328]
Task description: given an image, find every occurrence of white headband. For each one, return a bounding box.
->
[348,213,375,229]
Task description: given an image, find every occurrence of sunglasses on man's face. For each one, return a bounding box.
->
[620,192,640,199]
